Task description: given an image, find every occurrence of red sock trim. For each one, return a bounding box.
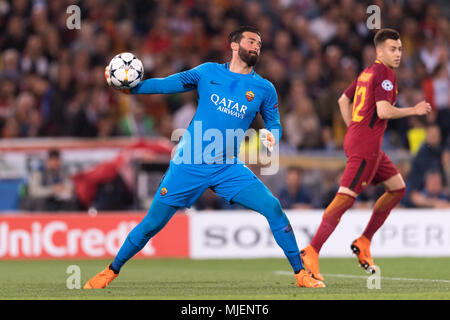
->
[336,192,357,200]
[387,187,406,194]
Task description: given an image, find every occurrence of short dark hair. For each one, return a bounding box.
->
[374,28,400,47]
[229,26,261,44]
[425,169,442,180]
[48,148,60,159]
[287,166,303,175]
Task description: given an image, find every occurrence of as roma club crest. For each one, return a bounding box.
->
[245,91,254,102]
[160,187,168,196]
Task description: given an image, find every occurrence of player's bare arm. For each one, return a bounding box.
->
[376,100,431,120]
[337,93,353,127]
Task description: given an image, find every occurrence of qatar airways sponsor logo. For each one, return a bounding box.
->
[170,121,280,175]
[0,221,155,258]
[210,94,247,120]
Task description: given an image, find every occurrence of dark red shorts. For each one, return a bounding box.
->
[340,151,399,194]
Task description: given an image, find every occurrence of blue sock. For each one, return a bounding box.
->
[110,235,140,273]
[272,224,303,273]
[231,182,304,274]
[111,200,178,272]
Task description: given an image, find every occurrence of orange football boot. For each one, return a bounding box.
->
[351,235,376,274]
[300,245,324,281]
[83,265,119,289]
[295,269,326,288]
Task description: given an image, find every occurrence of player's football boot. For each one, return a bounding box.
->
[83,265,119,289]
[351,235,376,274]
[295,269,325,288]
[300,245,324,281]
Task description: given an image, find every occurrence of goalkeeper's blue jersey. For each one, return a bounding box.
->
[131,62,281,164]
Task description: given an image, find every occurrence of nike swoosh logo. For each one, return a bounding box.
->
[210,81,221,85]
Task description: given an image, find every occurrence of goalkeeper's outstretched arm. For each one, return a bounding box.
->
[130,71,199,95]
[106,63,210,95]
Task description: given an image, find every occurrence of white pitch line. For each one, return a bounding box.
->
[275,270,450,284]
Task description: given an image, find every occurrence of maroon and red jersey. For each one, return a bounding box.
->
[343,60,397,156]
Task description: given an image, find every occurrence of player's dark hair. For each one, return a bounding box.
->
[424,169,442,180]
[374,28,400,47]
[48,148,60,159]
[287,166,303,175]
[229,26,261,44]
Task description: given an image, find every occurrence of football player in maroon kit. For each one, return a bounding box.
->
[300,28,432,281]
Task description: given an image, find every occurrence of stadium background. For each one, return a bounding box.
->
[0,0,449,262]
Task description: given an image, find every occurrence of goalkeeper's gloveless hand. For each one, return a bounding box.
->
[105,65,112,86]
[260,129,275,153]
[104,66,130,94]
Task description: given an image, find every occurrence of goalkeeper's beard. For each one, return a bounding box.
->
[238,46,259,67]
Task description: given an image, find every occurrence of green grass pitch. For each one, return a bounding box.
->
[0,258,449,300]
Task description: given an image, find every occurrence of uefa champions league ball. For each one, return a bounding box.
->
[108,52,144,89]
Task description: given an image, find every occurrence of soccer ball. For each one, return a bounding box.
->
[108,52,144,89]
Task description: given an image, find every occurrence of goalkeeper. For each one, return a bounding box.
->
[84,26,324,289]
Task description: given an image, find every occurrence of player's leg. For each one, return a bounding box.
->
[230,181,324,287]
[211,164,324,287]
[308,186,357,254]
[301,155,378,280]
[110,200,179,272]
[309,156,371,255]
[362,173,405,241]
[231,182,300,271]
[352,154,406,273]
[300,187,356,280]
[84,162,206,289]
[84,199,179,289]
[110,162,207,274]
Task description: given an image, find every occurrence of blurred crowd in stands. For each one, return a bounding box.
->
[0,0,449,210]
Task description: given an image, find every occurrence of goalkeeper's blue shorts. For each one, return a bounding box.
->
[153,160,260,208]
